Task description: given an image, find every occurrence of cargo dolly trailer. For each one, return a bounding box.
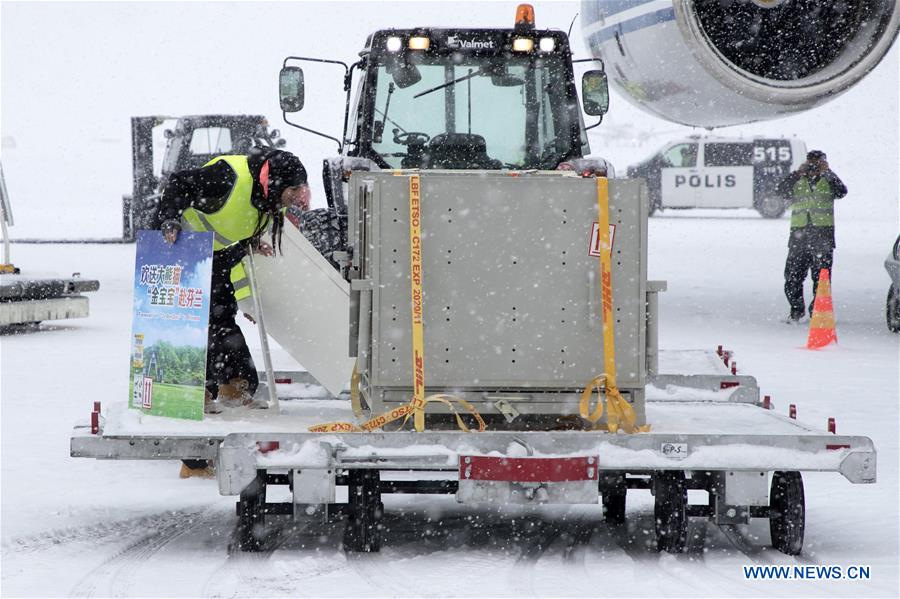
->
[72,173,876,555]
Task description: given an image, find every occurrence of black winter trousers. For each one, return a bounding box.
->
[784,226,834,318]
[205,259,258,399]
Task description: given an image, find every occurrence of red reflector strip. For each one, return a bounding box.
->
[275,378,292,384]
[460,456,598,482]
[720,381,740,389]
[826,444,851,451]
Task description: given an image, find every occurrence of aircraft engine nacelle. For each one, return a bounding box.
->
[581,0,900,127]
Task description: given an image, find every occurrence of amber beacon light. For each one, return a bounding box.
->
[515,4,535,29]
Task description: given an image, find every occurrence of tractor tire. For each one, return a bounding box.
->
[770,471,805,555]
[602,488,627,525]
[654,471,687,553]
[886,285,900,333]
[236,472,267,552]
[343,470,383,552]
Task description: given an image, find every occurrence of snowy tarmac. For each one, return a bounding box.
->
[2,211,897,598]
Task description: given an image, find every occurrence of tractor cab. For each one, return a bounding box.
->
[279,4,610,213]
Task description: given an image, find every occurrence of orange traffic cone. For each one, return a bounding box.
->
[807,268,837,349]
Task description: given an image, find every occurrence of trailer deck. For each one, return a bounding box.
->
[71,349,876,486]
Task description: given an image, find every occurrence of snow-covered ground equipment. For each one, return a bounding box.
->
[0,162,100,327]
[71,4,876,557]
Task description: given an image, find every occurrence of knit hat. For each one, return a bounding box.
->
[806,150,826,162]
[261,150,307,207]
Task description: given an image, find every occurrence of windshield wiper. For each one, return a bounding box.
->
[413,68,485,99]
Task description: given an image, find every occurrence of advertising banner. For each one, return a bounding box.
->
[129,230,213,420]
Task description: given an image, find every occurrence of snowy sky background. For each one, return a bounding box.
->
[1,0,897,240]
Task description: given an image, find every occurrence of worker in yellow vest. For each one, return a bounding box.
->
[777,150,847,323]
[157,149,310,414]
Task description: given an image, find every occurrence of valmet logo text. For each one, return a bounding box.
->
[675,174,737,188]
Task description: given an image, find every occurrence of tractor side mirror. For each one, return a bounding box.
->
[581,70,609,117]
[279,67,305,112]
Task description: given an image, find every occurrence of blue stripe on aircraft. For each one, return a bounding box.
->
[593,0,660,18]
[589,7,676,44]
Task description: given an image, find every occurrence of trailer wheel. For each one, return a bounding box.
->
[343,470,383,553]
[769,471,805,555]
[236,471,266,552]
[886,285,900,333]
[602,488,627,525]
[654,471,687,553]
[757,195,786,218]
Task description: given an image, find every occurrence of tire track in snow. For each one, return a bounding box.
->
[4,508,209,555]
[602,514,738,596]
[713,523,838,596]
[203,519,295,599]
[70,508,220,598]
[343,512,437,598]
[506,511,574,597]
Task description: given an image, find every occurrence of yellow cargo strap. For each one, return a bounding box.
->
[408,174,428,431]
[580,177,650,434]
[309,174,485,434]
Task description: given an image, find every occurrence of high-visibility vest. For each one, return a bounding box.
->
[181,155,266,301]
[790,177,835,228]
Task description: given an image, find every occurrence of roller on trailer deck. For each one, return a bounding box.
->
[70,4,875,556]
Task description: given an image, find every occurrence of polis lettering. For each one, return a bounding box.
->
[674,174,737,188]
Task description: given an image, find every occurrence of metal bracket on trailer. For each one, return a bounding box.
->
[71,426,219,461]
[213,428,876,496]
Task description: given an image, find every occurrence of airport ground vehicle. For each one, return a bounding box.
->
[126,114,286,236]
[626,136,806,217]
[71,6,876,557]
[0,163,100,327]
[886,235,900,332]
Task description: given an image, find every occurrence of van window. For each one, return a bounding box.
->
[705,143,752,167]
[661,143,697,168]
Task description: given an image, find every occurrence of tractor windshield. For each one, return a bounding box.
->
[362,43,585,170]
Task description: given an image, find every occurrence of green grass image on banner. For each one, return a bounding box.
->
[130,379,204,420]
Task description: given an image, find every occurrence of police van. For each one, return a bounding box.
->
[626,136,807,218]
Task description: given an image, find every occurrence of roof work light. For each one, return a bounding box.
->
[386,37,402,52]
[513,38,534,52]
[539,37,555,52]
[408,36,430,50]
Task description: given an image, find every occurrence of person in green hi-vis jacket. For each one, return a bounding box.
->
[156,148,309,413]
[777,150,847,323]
